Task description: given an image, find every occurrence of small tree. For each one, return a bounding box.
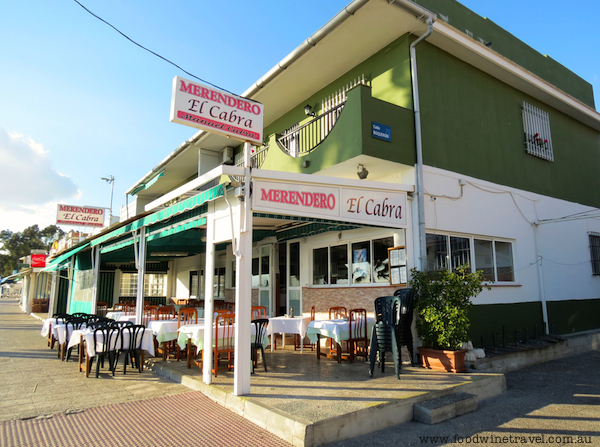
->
[409,266,488,350]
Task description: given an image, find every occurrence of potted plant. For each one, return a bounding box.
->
[409,266,488,373]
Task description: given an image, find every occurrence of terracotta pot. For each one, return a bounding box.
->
[418,347,467,373]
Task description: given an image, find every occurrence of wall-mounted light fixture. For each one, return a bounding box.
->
[149,252,188,257]
[304,104,315,117]
[357,164,369,180]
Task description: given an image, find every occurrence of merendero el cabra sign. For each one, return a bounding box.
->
[169,76,264,145]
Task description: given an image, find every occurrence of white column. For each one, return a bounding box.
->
[135,228,147,325]
[203,211,216,384]
[233,142,253,396]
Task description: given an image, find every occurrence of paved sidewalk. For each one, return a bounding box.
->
[323,349,600,446]
[0,298,291,447]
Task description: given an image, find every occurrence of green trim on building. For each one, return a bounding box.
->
[547,298,600,335]
[468,302,544,347]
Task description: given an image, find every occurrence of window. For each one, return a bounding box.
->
[589,233,600,276]
[522,101,554,161]
[189,271,199,297]
[427,233,514,282]
[214,267,225,297]
[120,272,167,297]
[312,237,394,286]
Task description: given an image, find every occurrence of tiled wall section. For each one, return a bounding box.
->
[303,286,403,317]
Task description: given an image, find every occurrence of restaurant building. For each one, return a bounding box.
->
[45,0,600,393]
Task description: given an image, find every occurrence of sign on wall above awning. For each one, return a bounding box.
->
[169,76,264,145]
[56,205,105,227]
[253,180,407,229]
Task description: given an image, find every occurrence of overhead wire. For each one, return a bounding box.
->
[72,0,241,98]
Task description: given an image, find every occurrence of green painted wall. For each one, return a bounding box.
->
[417,42,600,207]
[413,0,595,107]
[547,299,600,334]
[260,85,415,173]
[468,302,544,348]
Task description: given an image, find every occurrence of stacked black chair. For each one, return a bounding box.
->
[369,296,401,379]
[251,319,269,374]
[118,325,146,374]
[110,321,134,329]
[394,288,416,365]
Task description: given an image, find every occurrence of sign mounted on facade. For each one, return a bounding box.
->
[169,76,264,145]
[372,122,391,142]
[31,254,47,268]
[56,205,105,228]
[253,180,407,228]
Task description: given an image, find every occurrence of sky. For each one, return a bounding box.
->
[0,0,598,235]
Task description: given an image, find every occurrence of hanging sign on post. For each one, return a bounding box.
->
[169,76,264,145]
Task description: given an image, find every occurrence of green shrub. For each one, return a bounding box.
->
[409,267,488,350]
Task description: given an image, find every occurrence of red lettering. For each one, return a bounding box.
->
[365,199,374,215]
[260,189,274,201]
[180,80,193,94]
[327,194,336,210]
[281,190,289,204]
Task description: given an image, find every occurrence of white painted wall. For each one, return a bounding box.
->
[422,166,600,306]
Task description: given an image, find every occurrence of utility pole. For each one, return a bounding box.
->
[101,175,114,225]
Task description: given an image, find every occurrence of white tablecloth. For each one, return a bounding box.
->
[177,322,268,351]
[67,327,155,357]
[40,318,57,338]
[306,318,376,344]
[267,316,312,351]
[147,319,180,343]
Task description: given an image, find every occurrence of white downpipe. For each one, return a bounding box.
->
[410,16,434,271]
[533,223,549,334]
[90,246,100,314]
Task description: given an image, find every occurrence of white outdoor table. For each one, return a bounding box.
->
[105,311,125,320]
[267,316,312,352]
[307,318,376,362]
[177,321,268,369]
[40,318,56,338]
[147,319,179,343]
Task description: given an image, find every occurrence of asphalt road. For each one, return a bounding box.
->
[324,349,600,446]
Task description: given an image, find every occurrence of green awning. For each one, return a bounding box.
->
[43,242,91,271]
[146,217,206,242]
[92,183,224,248]
[144,170,165,190]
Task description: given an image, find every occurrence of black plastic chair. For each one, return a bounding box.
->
[88,318,115,329]
[49,313,69,349]
[64,317,86,362]
[110,321,134,329]
[394,288,416,365]
[369,296,401,379]
[251,319,269,374]
[118,325,146,374]
[86,326,120,378]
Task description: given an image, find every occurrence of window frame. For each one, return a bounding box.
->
[119,272,168,297]
[589,232,600,276]
[426,232,516,283]
[311,235,394,287]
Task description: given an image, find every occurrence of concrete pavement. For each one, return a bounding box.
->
[0,298,292,447]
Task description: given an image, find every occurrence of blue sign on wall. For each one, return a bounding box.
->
[372,122,391,142]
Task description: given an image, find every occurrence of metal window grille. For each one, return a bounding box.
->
[589,232,600,275]
[522,101,554,161]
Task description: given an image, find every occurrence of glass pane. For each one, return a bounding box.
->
[426,234,448,271]
[474,239,495,281]
[330,245,348,285]
[373,237,393,283]
[214,267,225,297]
[351,241,371,284]
[289,289,301,315]
[289,242,300,287]
[260,254,270,287]
[252,258,259,287]
[495,241,514,281]
[259,290,270,316]
[189,271,198,297]
[450,236,471,272]
[231,261,236,288]
[313,247,328,285]
[145,273,166,297]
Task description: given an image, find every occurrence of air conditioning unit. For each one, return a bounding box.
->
[221,147,234,165]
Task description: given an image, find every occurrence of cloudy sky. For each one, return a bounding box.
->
[0,0,598,233]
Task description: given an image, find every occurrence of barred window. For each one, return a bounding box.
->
[522,101,554,161]
[590,233,600,276]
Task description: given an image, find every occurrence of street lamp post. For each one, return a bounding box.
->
[101,175,114,224]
